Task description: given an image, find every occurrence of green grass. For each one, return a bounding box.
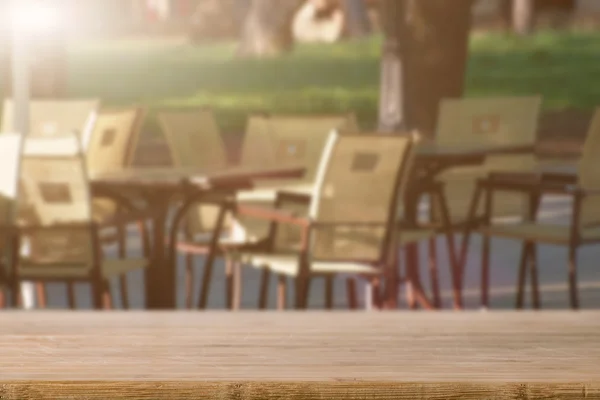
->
[62,31,600,134]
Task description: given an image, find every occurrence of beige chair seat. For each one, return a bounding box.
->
[479,222,600,244]
[243,253,381,277]
[240,228,436,277]
[18,257,148,279]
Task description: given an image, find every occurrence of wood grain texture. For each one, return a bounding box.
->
[1,311,599,399]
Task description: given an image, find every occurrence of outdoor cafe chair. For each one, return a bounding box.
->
[158,107,242,308]
[475,107,600,310]
[85,106,148,231]
[427,96,542,306]
[2,98,100,141]
[233,113,360,246]
[27,106,152,309]
[229,131,434,310]
[10,134,151,310]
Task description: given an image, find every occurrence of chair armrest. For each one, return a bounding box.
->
[235,204,310,228]
[563,185,600,197]
[480,175,589,197]
[276,190,311,206]
[96,209,156,229]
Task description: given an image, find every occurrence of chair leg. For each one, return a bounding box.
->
[231,261,242,311]
[0,288,5,308]
[515,242,529,310]
[568,243,579,310]
[197,206,228,310]
[91,277,103,310]
[294,275,311,310]
[428,237,441,309]
[404,247,418,310]
[529,243,540,310]
[277,275,287,311]
[185,253,195,309]
[324,275,334,310]
[102,281,113,310]
[120,275,130,310]
[258,268,271,310]
[117,226,126,259]
[36,283,47,309]
[346,277,358,310]
[67,282,77,310]
[11,280,21,309]
[372,277,382,309]
[382,246,400,309]
[138,221,151,258]
[480,234,491,309]
[405,280,415,310]
[225,257,234,310]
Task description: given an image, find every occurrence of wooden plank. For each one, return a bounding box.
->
[1,311,599,399]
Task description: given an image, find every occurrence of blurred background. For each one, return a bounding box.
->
[1,0,598,163]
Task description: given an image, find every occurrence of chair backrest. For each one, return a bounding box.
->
[85,107,145,176]
[0,133,24,261]
[303,131,415,264]
[578,108,600,229]
[2,98,100,139]
[433,96,542,221]
[436,96,541,147]
[157,108,227,169]
[158,108,230,234]
[240,113,360,184]
[18,134,95,268]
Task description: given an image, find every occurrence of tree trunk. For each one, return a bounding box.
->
[377,0,406,132]
[512,0,535,35]
[378,0,474,138]
[341,0,371,38]
[237,0,305,58]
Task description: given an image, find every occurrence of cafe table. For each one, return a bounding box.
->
[0,311,598,399]
[90,165,305,310]
[400,142,536,311]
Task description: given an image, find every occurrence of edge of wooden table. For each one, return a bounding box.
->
[1,381,597,400]
[2,311,600,399]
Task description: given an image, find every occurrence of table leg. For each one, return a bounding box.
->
[146,194,175,309]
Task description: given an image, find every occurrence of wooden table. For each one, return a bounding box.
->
[400,143,536,311]
[1,312,599,399]
[91,166,304,310]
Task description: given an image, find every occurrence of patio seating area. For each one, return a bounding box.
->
[1,95,597,312]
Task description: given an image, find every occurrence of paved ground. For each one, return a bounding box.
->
[29,188,600,311]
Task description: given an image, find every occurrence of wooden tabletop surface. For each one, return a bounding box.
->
[1,311,599,399]
[90,165,305,190]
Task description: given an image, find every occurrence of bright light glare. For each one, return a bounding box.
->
[10,2,61,34]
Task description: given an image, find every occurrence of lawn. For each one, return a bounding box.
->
[63,31,600,135]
